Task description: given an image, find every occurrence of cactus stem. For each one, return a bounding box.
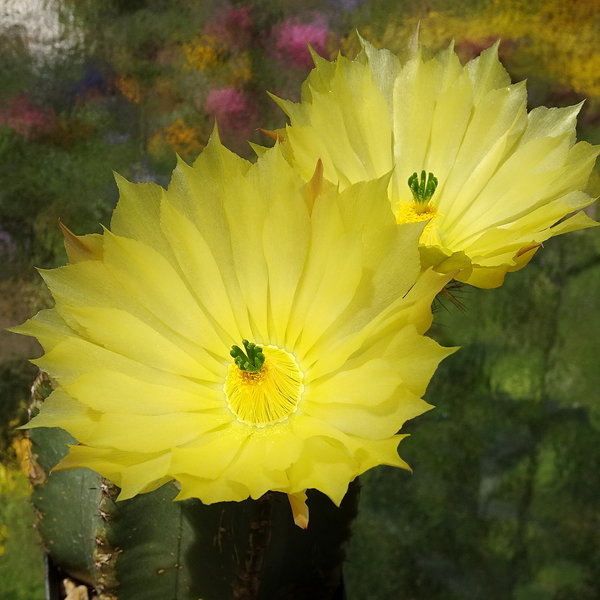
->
[232,492,275,600]
[95,478,119,600]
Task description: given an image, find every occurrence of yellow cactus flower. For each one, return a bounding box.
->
[14,133,455,525]
[272,33,600,288]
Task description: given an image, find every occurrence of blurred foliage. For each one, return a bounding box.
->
[1,0,600,598]
[0,460,45,600]
[0,359,36,460]
[347,230,600,600]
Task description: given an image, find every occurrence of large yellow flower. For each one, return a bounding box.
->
[271,33,600,288]
[15,133,454,526]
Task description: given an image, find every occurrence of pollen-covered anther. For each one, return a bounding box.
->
[225,345,304,426]
[395,201,441,225]
[395,199,443,247]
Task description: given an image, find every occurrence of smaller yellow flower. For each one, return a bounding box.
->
[273,33,600,288]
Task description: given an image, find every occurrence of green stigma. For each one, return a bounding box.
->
[408,170,438,214]
[230,339,265,373]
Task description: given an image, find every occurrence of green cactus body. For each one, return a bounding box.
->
[30,426,106,587]
[28,372,359,600]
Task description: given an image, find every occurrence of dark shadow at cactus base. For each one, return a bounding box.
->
[182,486,358,600]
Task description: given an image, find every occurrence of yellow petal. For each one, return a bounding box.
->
[9,309,76,353]
[35,336,212,393]
[174,473,249,503]
[292,232,363,357]
[354,435,411,474]
[118,454,172,500]
[21,388,101,441]
[261,172,311,347]
[166,134,254,336]
[65,370,224,415]
[159,197,241,343]
[169,424,249,481]
[111,175,175,263]
[305,358,402,407]
[274,53,392,186]
[303,389,431,439]
[102,231,228,358]
[53,445,167,489]
[286,437,357,506]
[391,46,441,191]
[337,324,457,398]
[221,425,303,498]
[224,147,310,344]
[84,412,231,453]
[39,259,221,365]
[305,268,451,382]
[64,306,223,381]
[59,221,103,263]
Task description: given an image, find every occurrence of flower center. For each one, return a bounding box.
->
[395,170,442,246]
[224,344,304,426]
[395,202,440,225]
[408,170,438,213]
[395,202,443,247]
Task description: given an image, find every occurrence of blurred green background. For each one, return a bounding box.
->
[1,0,600,598]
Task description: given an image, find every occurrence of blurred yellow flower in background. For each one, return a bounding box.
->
[164,119,204,156]
[226,52,253,87]
[429,0,600,100]
[345,1,600,102]
[14,133,454,525]
[149,119,205,160]
[273,34,600,288]
[182,35,224,71]
[114,74,142,104]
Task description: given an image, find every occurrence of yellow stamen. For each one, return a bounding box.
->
[395,201,442,247]
[224,345,304,426]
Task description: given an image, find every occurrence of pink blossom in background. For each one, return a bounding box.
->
[0,93,56,139]
[274,17,331,70]
[206,6,253,49]
[204,87,257,141]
